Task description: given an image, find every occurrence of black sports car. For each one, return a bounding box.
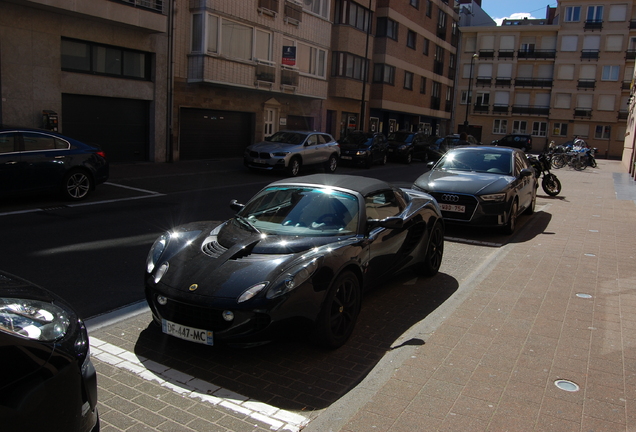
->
[145,174,444,349]
[0,126,109,200]
[0,271,99,432]
[412,146,537,234]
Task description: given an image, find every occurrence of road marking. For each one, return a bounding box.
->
[90,338,309,431]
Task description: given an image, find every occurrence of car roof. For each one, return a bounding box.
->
[269,174,392,196]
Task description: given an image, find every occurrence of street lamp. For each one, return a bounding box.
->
[464,53,479,128]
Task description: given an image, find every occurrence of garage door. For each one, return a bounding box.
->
[62,94,149,162]
[180,108,254,159]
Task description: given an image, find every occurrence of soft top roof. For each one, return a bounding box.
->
[269,174,392,196]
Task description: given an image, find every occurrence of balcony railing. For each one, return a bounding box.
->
[631,19,636,29]
[437,26,447,40]
[493,104,509,114]
[514,78,553,88]
[623,80,632,90]
[115,0,166,14]
[281,67,299,86]
[478,50,495,59]
[447,67,456,80]
[259,0,279,14]
[431,96,441,110]
[512,105,550,116]
[476,76,491,86]
[574,108,592,118]
[581,50,600,60]
[434,60,444,76]
[498,50,515,59]
[445,101,452,112]
[577,79,596,89]
[495,77,512,87]
[618,110,629,120]
[627,50,636,60]
[473,104,489,113]
[284,1,302,23]
[584,19,603,30]
[517,49,556,60]
[255,63,276,83]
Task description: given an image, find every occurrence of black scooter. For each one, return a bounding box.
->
[528,153,561,196]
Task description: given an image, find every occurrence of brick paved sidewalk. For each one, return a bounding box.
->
[306,160,636,432]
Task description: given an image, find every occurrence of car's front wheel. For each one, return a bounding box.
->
[62,169,93,200]
[417,221,444,276]
[287,157,301,176]
[503,200,518,235]
[314,271,360,349]
[325,154,338,173]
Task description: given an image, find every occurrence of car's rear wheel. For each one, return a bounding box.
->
[325,154,338,173]
[314,271,360,349]
[503,200,518,235]
[62,169,93,200]
[287,157,301,176]
[524,189,536,215]
[381,154,388,165]
[417,221,444,276]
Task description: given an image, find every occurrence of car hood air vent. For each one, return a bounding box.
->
[201,238,228,258]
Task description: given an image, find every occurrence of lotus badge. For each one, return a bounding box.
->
[188,284,199,292]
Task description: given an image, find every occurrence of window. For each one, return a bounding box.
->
[334,0,371,32]
[61,38,150,80]
[609,4,627,21]
[595,125,610,139]
[303,0,329,18]
[22,132,70,151]
[420,77,427,94]
[432,81,441,98]
[605,35,623,52]
[564,6,581,22]
[297,43,326,78]
[512,120,527,134]
[602,65,620,81]
[426,0,432,17]
[407,30,417,49]
[373,64,395,85]
[332,52,368,81]
[587,5,603,22]
[555,93,572,109]
[376,17,398,40]
[460,90,471,104]
[410,0,419,8]
[532,122,547,137]
[561,35,578,51]
[222,20,253,61]
[553,122,568,137]
[404,71,414,90]
[264,108,276,137]
[493,119,507,134]
[435,45,445,63]
[423,39,430,56]
[598,94,615,111]
[557,64,575,80]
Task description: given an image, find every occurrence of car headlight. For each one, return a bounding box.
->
[147,229,203,273]
[273,151,289,157]
[238,281,269,303]
[480,193,506,202]
[147,232,169,273]
[398,145,407,150]
[266,258,320,299]
[0,298,70,341]
[356,150,368,156]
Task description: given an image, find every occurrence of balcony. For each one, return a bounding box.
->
[514,78,553,88]
[631,19,636,29]
[581,50,600,60]
[476,76,491,86]
[493,104,509,114]
[258,0,279,15]
[255,63,276,83]
[577,79,596,90]
[434,60,444,76]
[517,49,556,60]
[445,101,452,112]
[473,104,489,114]
[618,110,629,120]
[281,68,299,86]
[512,105,550,116]
[478,50,495,59]
[284,0,302,24]
[498,50,515,59]
[584,19,603,31]
[495,77,512,87]
[627,50,636,60]
[623,81,632,90]
[574,108,592,118]
[437,26,447,40]
[447,67,456,80]
[115,0,165,14]
[431,96,441,110]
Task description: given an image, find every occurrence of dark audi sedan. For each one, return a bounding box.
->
[145,174,444,349]
[0,271,99,431]
[413,146,537,234]
[0,127,109,200]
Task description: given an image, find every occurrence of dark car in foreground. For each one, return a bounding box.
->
[0,127,109,200]
[0,271,99,431]
[491,133,533,152]
[338,131,388,168]
[145,174,444,349]
[243,130,340,176]
[413,146,537,234]
[387,131,436,163]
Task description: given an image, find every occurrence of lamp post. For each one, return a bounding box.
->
[464,53,479,128]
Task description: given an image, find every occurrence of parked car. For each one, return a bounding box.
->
[0,271,99,431]
[491,133,533,152]
[243,130,340,176]
[0,127,109,200]
[386,131,435,163]
[435,134,481,155]
[338,131,388,168]
[412,146,537,234]
[145,174,444,349]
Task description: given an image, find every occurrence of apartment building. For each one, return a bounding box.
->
[368,0,459,136]
[458,1,636,158]
[0,0,169,162]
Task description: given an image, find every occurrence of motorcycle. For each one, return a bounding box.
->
[528,153,561,196]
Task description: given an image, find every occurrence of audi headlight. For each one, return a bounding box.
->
[0,298,70,341]
[356,150,368,156]
[480,193,506,202]
[266,258,320,299]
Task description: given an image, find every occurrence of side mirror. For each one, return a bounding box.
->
[230,199,244,212]
[426,161,435,169]
[367,216,404,230]
[519,168,534,178]
[264,136,272,142]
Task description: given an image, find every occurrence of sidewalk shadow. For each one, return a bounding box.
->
[133,271,458,411]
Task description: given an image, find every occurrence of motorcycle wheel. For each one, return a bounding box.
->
[542,173,561,196]
[551,154,565,169]
[590,158,597,168]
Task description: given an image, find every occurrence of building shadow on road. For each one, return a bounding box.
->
[133,270,458,412]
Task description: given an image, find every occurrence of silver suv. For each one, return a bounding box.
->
[244,131,340,176]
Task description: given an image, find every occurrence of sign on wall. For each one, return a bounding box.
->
[282,46,296,66]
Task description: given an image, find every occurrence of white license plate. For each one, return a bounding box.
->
[162,319,213,345]
[254,159,266,164]
[440,203,466,213]
[341,156,352,160]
